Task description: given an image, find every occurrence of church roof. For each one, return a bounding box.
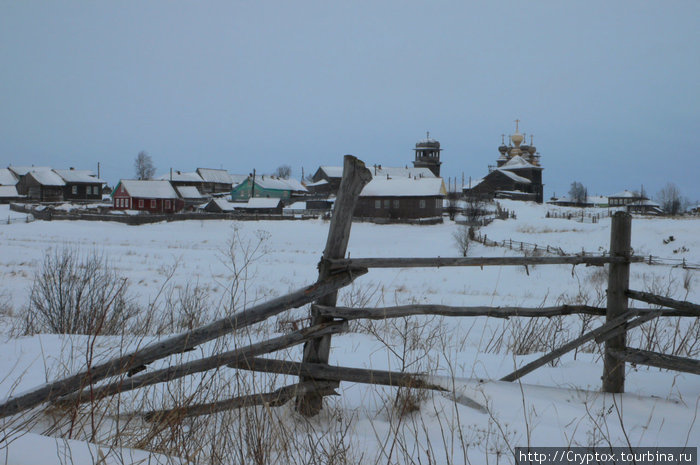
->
[500,155,542,171]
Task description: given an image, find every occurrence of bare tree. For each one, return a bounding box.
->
[656,182,683,215]
[568,181,588,205]
[274,165,292,179]
[134,151,156,180]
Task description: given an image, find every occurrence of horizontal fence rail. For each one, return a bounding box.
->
[328,255,643,271]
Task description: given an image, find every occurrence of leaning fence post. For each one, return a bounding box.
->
[603,211,632,393]
[296,155,372,416]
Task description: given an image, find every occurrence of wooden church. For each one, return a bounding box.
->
[464,120,544,203]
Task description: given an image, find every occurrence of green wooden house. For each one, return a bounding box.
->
[231,175,307,202]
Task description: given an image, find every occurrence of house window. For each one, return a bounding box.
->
[436,198,441,208]
[393,200,399,208]
[151,199,156,208]
[165,200,170,209]
[72,185,78,195]
[420,199,426,209]
[139,199,144,208]
[375,200,381,209]
[384,199,390,208]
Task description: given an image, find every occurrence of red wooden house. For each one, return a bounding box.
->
[112,180,184,213]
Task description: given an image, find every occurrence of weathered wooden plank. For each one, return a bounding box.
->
[315,304,607,319]
[297,155,373,416]
[327,255,642,270]
[235,357,449,393]
[315,304,697,319]
[0,270,364,419]
[603,212,632,393]
[57,321,347,406]
[610,348,700,375]
[500,309,639,382]
[144,381,340,422]
[626,290,700,314]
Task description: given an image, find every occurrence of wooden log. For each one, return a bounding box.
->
[626,290,700,314]
[315,304,607,320]
[610,348,700,375]
[57,321,347,406]
[593,311,663,343]
[144,381,340,422]
[235,357,449,393]
[500,309,639,382]
[327,255,642,271]
[297,155,372,416]
[0,270,364,419]
[603,212,632,393]
[315,304,697,319]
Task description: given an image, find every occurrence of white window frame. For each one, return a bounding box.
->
[375,200,381,209]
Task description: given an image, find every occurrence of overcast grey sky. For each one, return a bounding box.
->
[1,1,698,201]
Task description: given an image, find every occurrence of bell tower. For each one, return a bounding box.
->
[412,131,442,177]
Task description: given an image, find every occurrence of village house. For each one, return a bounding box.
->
[24,170,66,202]
[157,170,205,190]
[203,198,235,213]
[196,168,234,194]
[112,180,184,213]
[464,121,544,203]
[607,190,662,215]
[175,185,206,210]
[354,176,446,220]
[54,168,105,201]
[231,175,308,202]
[8,166,53,196]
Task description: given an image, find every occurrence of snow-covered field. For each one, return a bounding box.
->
[0,202,698,464]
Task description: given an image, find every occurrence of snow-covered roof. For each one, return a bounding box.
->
[0,185,19,197]
[256,177,308,192]
[197,168,233,184]
[305,179,328,187]
[157,171,204,183]
[609,190,643,199]
[54,169,105,184]
[119,180,179,199]
[371,166,436,178]
[0,168,18,185]
[206,198,235,211]
[318,166,344,178]
[235,197,282,209]
[28,170,65,186]
[360,177,446,197]
[230,174,248,186]
[175,186,205,199]
[500,156,542,170]
[8,166,52,176]
[496,169,531,184]
[283,201,307,211]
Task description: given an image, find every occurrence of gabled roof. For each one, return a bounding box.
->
[118,180,179,199]
[0,168,18,185]
[317,166,344,179]
[8,166,52,176]
[197,168,233,184]
[360,177,446,197]
[54,169,105,184]
[205,198,235,211]
[175,186,205,199]
[27,170,65,186]
[305,179,329,187]
[500,155,542,171]
[157,171,204,183]
[235,197,282,209]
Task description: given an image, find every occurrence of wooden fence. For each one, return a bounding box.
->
[0,155,698,423]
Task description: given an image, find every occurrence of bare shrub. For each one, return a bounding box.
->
[22,247,137,336]
[452,225,470,257]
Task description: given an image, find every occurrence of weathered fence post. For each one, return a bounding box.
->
[296,155,372,416]
[603,211,632,393]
